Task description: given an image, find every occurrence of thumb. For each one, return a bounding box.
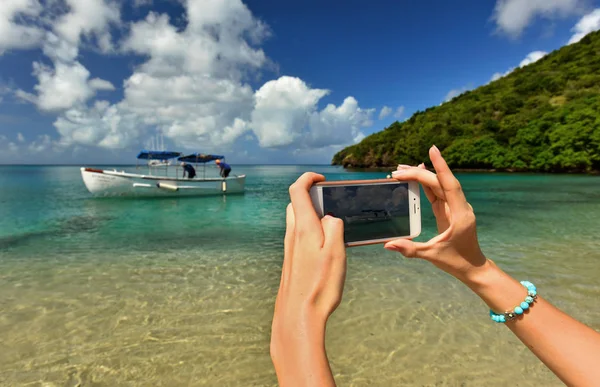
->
[321,215,345,256]
[384,238,427,258]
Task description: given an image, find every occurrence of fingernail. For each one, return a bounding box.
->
[397,164,411,169]
[418,163,425,168]
[392,170,405,177]
[385,245,399,252]
[431,145,440,154]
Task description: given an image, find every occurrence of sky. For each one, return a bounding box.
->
[1,0,599,165]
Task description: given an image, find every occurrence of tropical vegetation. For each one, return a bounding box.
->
[333,31,600,172]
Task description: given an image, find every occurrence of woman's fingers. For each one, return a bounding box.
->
[288,172,325,241]
[418,163,437,204]
[429,146,470,214]
[321,215,345,256]
[320,215,347,313]
[384,238,428,258]
[391,166,445,199]
[282,203,295,286]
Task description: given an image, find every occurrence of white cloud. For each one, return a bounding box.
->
[15,89,37,104]
[30,61,96,111]
[14,0,121,112]
[490,50,547,82]
[377,105,403,121]
[122,6,268,79]
[0,135,19,154]
[7,0,374,156]
[53,100,144,149]
[0,84,11,103]
[42,32,79,62]
[53,0,120,53]
[490,71,510,82]
[393,106,405,119]
[0,0,44,54]
[89,78,115,91]
[519,50,547,67]
[250,77,373,149]
[47,1,372,153]
[444,87,470,102]
[379,106,392,119]
[133,0,153,7]
[493,0,585,37]
[0,134,56,157]
[28,134,53,153]
[251,76,329,147]
[568,9,600,44]
[307,96,374,148]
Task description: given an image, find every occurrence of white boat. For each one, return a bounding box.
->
[81,151,246,197]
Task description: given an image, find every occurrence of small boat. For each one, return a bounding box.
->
[81,151,246,197]
[345,210,391,224]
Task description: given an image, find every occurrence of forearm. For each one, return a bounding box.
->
[464,260,600,386]
[271,316,335,387]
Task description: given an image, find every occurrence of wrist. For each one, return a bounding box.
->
[458,258,499,288]
[271,308,327,359]
[459,259,529,314]
[271,310,333,385]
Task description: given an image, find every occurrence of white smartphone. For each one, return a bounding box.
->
[310,179,421,247]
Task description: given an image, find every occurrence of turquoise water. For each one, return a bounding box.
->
[1,165,599,386]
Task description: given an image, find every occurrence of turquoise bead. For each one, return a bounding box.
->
[521,281,536,292]
[489,281,536,323]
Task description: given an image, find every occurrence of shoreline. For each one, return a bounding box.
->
[336,165,600,175]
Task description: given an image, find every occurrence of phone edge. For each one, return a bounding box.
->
[309,185,324,217]
[408,180,422,239]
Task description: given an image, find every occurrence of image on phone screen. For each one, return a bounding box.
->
[322,183,410,243]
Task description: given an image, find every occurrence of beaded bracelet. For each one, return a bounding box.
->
[489,281,538,323]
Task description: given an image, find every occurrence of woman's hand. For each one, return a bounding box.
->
[271,172,346,387]
[384,145,488,283]
[386,147,600,387]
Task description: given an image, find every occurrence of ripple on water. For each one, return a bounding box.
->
[2,245,597,386]
[1,167,599,386]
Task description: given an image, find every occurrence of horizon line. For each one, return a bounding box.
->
[0,163,338,166]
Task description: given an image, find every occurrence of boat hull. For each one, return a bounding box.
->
[81,168,246,197]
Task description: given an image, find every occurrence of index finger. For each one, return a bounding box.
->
[288,172,325,240]
[429,145,469,213]
[391,166,445,200]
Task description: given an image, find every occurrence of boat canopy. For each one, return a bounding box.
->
[137,150,182,160]
[177,153,224,163]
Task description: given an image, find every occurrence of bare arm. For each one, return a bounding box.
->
[271,313,334,386]
[271,173,345,386]
[387,146,600,386]
[465,261,600,386]
[271,146,600,385]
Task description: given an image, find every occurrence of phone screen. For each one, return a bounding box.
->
[322,182,411,243]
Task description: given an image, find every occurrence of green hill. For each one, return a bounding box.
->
[333,31,600,173]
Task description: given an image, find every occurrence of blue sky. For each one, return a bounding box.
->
[0,0,599,164]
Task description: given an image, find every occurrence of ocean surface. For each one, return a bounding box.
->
[1,165,599,386]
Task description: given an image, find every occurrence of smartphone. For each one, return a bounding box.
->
[310,179,421,247]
